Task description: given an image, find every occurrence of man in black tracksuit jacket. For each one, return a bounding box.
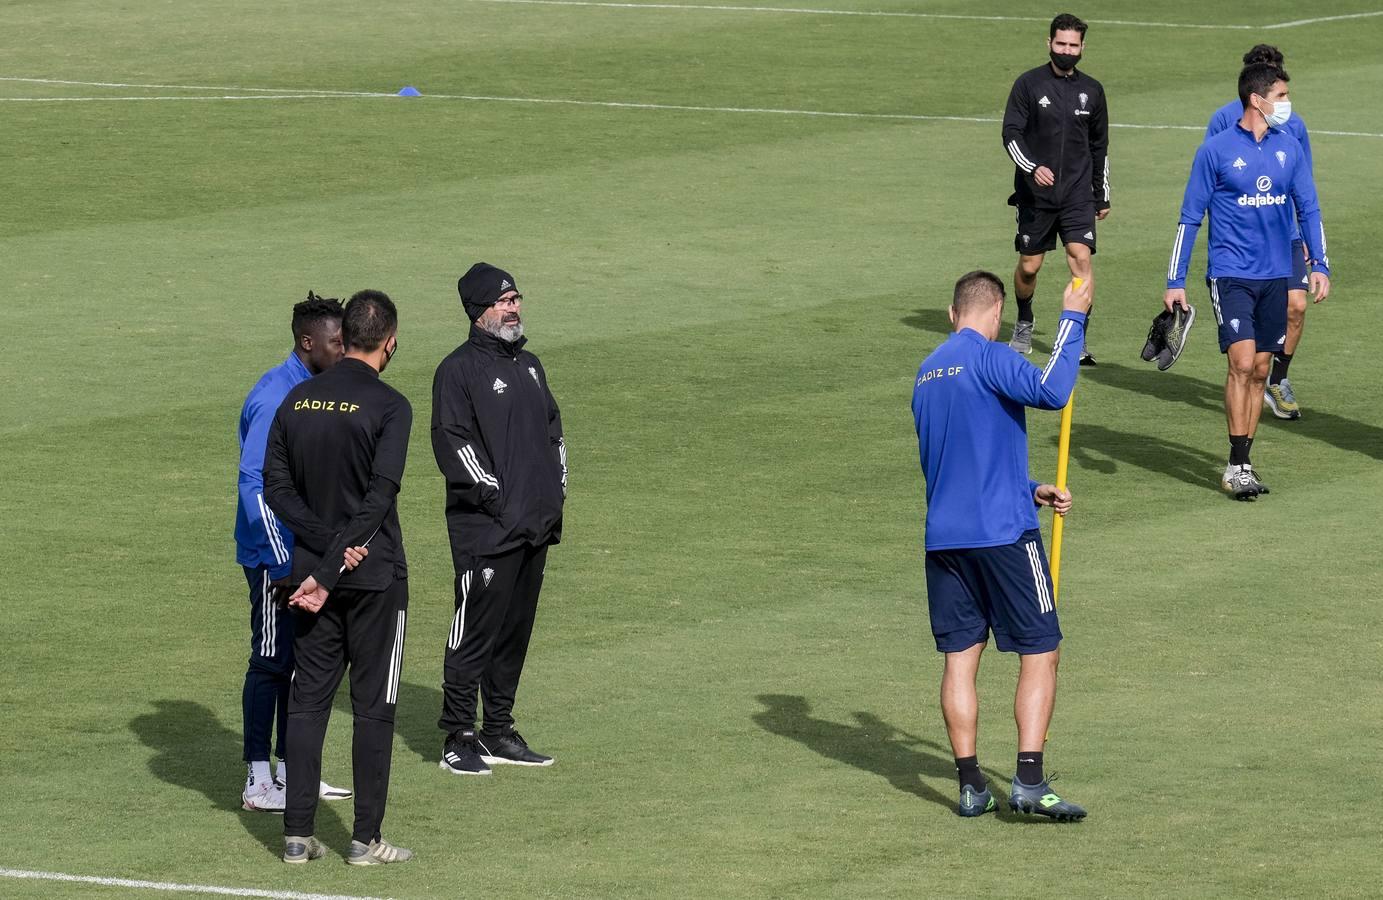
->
[433,262,566,775]
[1001,12,1110,362]
[264,290,414,866]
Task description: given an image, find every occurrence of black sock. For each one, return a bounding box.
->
[1016,294,1034,324]
[1229,434,1251,467]
[1016,751,1044,786]
[1269,352,1293,385]
[955,756,985,792]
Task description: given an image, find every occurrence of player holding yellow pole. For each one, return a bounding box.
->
[1048,277,1081,605]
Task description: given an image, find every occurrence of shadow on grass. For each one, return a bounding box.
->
[1077,359,1383,462]
[395,680,445,764]
[129,699,348,856]
[1063,422,1224,493]
[751,694,983,813]
[753,695,1088,826]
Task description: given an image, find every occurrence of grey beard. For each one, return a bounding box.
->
[481,317,524,342]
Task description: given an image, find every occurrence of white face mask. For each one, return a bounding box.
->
[1260,97,1291,127]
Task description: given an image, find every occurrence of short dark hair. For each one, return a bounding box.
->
[1239,62,1288,110]
[1242,44,1284,67]
[952,270,1006,315]
[1050,13,1087,39]
[341,290,397,352]
[291,292,343,341]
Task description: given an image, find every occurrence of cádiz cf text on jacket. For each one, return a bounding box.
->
[1002,64,1110,212]
[263,358,412,593]
[431,324,566,566]
[912,311,1086,551]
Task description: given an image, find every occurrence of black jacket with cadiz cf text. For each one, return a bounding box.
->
[1002,63,1110,211]
[264,358,412,593]
[431,325,566,567]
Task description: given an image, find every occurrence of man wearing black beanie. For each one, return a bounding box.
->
[432,263,567,775]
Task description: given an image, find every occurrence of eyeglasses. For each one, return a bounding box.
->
[494,293,523,307]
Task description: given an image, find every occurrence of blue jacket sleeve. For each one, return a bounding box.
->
[1205,103,1233,140]
[238,390,294,579]
[978,311,1086,410]
[1167,144,1214,288]
[1298,123,1314,177]
[1289,155,1329,275]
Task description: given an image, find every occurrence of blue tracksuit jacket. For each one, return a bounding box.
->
[235,352,312,577]
[1206,101,1314,246]
[912,311,1086,551]
[1166,123,1328,289]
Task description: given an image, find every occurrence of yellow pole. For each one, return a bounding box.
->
[1049,277,1082,605]
[1050,392,1074,605]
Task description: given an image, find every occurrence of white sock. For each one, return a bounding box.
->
[248,760,272,787]
[276,760,288,785]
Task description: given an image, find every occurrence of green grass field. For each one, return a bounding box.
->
[3,1,1382,897]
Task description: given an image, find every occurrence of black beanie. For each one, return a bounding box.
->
[457,262,519,322]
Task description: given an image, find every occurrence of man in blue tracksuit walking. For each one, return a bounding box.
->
[235,293,350,811]
[1205,45,1321,421]
[912,270,1090,821]
[1165,62,1331,499]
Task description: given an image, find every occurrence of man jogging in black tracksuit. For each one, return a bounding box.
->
[264,290,414,866]
[1002,12,1110,363]
[433,263,566,776]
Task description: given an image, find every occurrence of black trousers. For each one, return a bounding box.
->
[284,578,408,844]
[439,543,548,736]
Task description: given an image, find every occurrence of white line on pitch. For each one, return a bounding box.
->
[2,76,1380,139]
[0,76,394,96]
[0,867,387,900]
[0,95,331,102]
[1263,10,1383,27]
[455,0,1383,29]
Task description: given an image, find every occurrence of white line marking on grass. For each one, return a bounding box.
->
[0,867,388,900]
[0,76,394,96]
[0,95,331,102]
[1263,10,1383,27]
[3,75,1381,139]
[456,0,1383,30]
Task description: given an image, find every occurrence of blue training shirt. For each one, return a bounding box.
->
[912,311,1085,551]
[1167,123,1329,288]
[1207,100,1314,245]
[235,352,313,576]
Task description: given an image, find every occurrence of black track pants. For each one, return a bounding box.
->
[438,543,548,736]
[284,579,408,844]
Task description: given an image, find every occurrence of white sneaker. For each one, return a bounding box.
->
[242,780,286,813]
[319,780,352,801]
[274,777,353,801]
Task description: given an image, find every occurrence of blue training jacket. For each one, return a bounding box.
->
[235,352,312,576]
[1206,100,1314,245]
[1166,123,1328,289]
[912,311,1085,551]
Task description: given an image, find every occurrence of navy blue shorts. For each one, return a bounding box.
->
[1208,276,1288,353]
[925,529,1062,655]
[1290,239,1309,291]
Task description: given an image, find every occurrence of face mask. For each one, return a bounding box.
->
[1260,98,1291,127]
[1049,50,1081,71]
